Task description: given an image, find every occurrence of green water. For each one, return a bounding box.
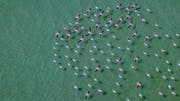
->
[0,0,180,101]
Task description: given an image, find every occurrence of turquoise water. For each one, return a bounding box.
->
[0,0,180,101]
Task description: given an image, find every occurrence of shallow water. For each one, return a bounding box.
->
[0,0,180,101]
